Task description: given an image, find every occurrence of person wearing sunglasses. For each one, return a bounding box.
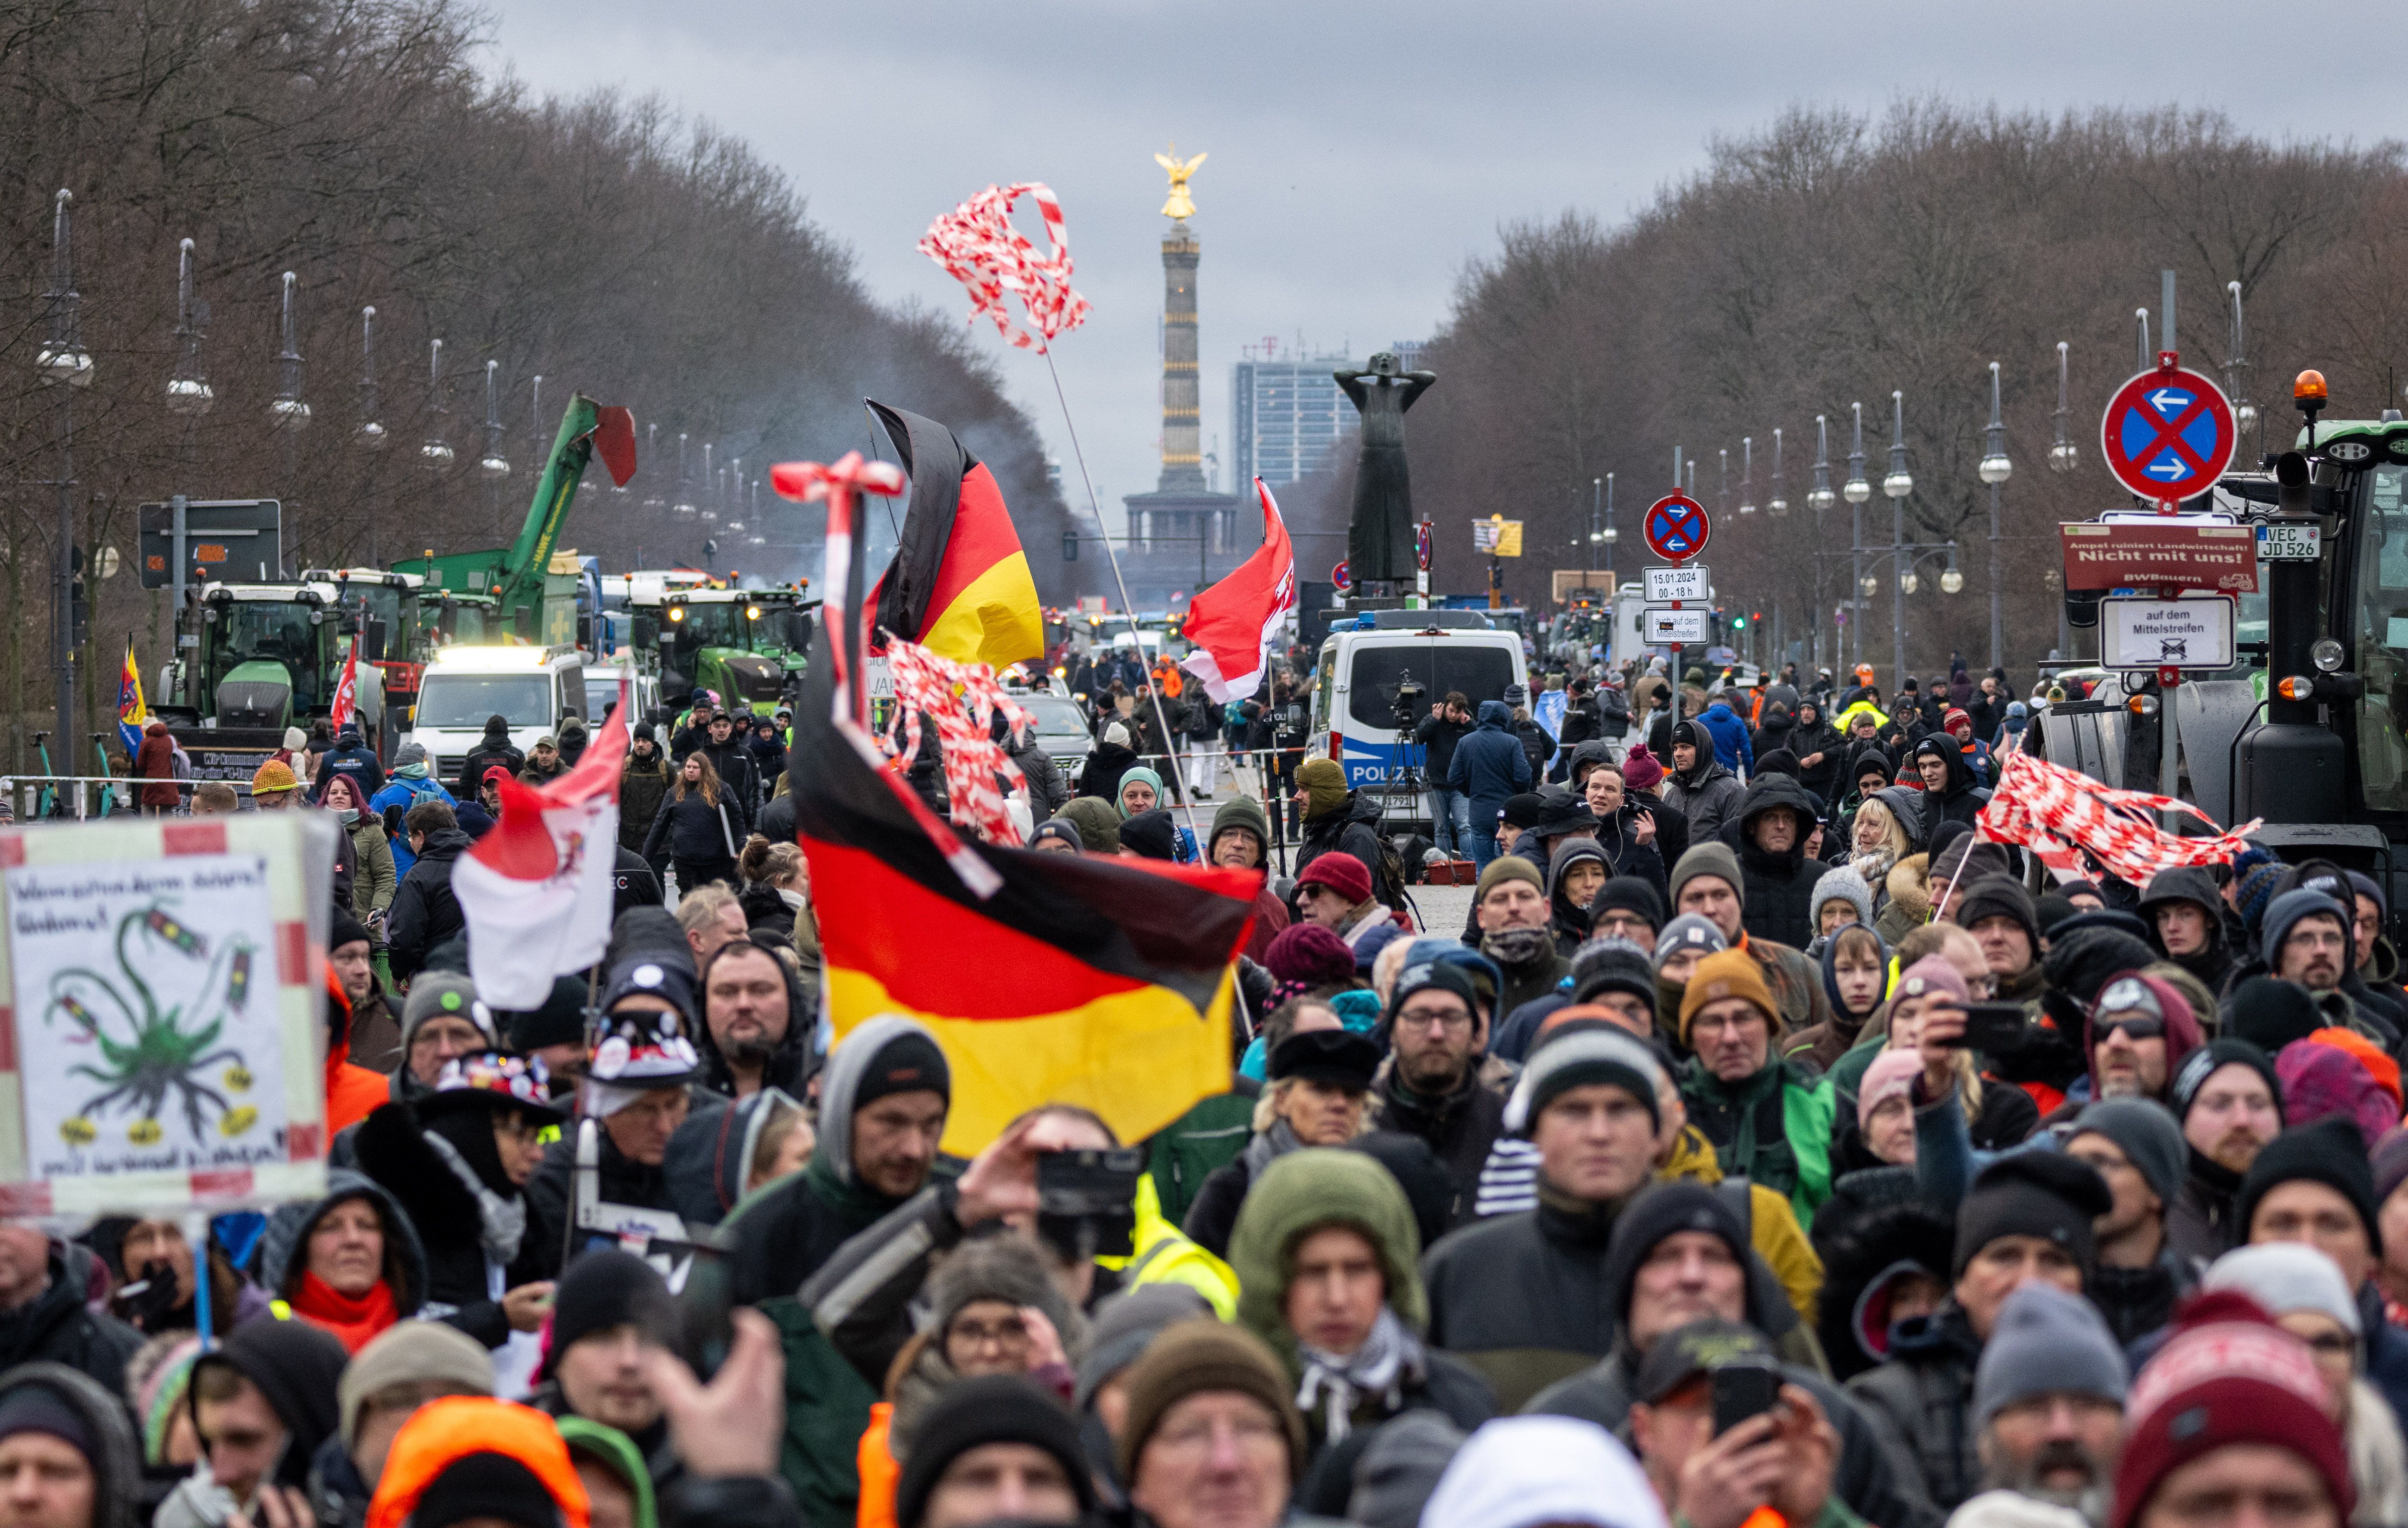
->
[2086,972,2202,1109]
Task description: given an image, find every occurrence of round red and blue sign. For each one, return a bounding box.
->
[1644,494,1710,562]
[2100,362,2238,506]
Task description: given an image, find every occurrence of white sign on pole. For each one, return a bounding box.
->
[1645,609,1708,644]
[2100,594,2236,671]
[1644,565,1708,602]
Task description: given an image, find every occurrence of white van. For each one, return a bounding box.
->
[408,644,587,789]
[1309,616,1528,828]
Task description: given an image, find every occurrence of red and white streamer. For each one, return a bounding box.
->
[881,640,1034,848]
[918,183,1092,353]
[1977,748,2262,885]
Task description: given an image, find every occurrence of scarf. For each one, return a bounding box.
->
[289,1269,398,1355]
[1850,847,1896,888]
[1482,926,1555,970]
[1295,1306,1423,1443]
[423,1129,526,1265]
[394,761,429,780]
[1240,1118,1305,1177]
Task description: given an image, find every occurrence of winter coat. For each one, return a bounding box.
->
[314,741,385,804]
[1513,716,1553,779]
[1633,788,1690,873]
[1447,702,1533,817]
[697,739,761,831]
[454,735,524,798]
[1591,800,1668,901]
[524,1119,682,1279]
[664,1090,807,1229]
[259,1169,431,1340]
[1678,1056,1835,1228]
[1791,716,1848,803]
[1734,775,1825,950]
[1005,733,1069,818]
[352,1103,552,1348]
[1845,1302,1985,1513]
[1413,711,1472,780]
[1696,702,1756,774]
[369,772,449,877]
[643,787,744,865]
[133,722,180,808]
[385,827,472,981]
[620,752,673,854]
[1912,745,1989,854]
[1296,793,1399,909]
[1423,1193,1634,1412]
[1075,740,1141,801]
[1370,1059,1511,1234]
[1664,757,1745,846]
[748,732,789,793]
[0,1249,143,1400]
[344,814,396,920]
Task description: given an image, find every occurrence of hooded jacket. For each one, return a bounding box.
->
[1909,741,1989,855]
[1663,725,1746,844]
[663,1088,806,1228]
[385,827,472,981]
[620,748,673,855]
[259,1170,432,1333]
[1588,795,1669,901]
[1734,775,1823,949]
[1228,1150,1494,1489]
[0,1247,143,1399]
[693,940,814,1099]
[193,1317,352,1492]
[2137,867,2235,996]
[1295,791,1398,909]
[0,1364,141,1528]
[1447,702,1533,815]
[453,721,524,799]
[1845,1301,1987,1513]
[1790,707,1848,803]
[352,1100,555,1348]
[134,721,181,807]
[1545,839,1609,957]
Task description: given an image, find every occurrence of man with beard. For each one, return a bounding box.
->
[2082,974,2201,1108]
[1370,961,1507,1231]
[2065,1100,2194,1345]
[1962,1284,2128,1528]
[2165,1038,2285,1265]
[2263,890,2388,1038]
[1472,858,1572,1015]
[698,935,807,1098]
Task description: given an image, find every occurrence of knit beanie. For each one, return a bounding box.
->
[2235,1116,2382,1255]
[2070,1099,2187,1205]
[401,973,498,1049]
[505,976,591,1056]
[2225,976,2325,1054]
[1809,865,1874,931]
[412,1453,567,1528]
[1652,914,1729,975]
[1073,1285,1212,1411]
[2111,1293,2350,1528]
[1296,758,1350,820]
[2276,1040,2396,1153]
[1954,876,2040,952]
[330,908,374,953]
[0,1383,92,1468]
[847,1027,951,1112]
[538,1250,670,1381]
[2376,1127,2408,1205]
[1589,875,1666,932]
[1972,1281,2128,1428]
[1603,1183,1750,1325]
[1569,938,1656,1007]
[2261,889,2353,968]
[1474,855,1544,905]
[2204,1243,2362,1335]
[1264,923,1356,989]
[1676,947,1780,1046]
[2170,1038,2282,1126]
[1296,851,1372,907]
[1953,1152,2112,1279]
[339,1323,495,1448]
[1504,1026,1665,1136]
[1619,745,1666,794]
[1501,793,1546,832]
[251,758,300,796]
[897,1375,1094,1528]
[1669,842,1744,913]
[1858,1049,1925,1131]
[1894,953,1970,1006]
[1114,1319,1305,1484]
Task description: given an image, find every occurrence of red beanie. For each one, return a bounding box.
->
[2112,1290,2350,1528]
[1619,746,1665,794]
[1263,923,1355,988]
[1295,851,1372,907]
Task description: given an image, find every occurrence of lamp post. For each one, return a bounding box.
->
[37,189,90,775]
[2227,282,2258,451]
[270,273,310,433]
[421,339,454,471]
[673,434,696,519]
[1769,428,1786,515]
[1808,416,1834,671]
[2049,342,2078,475]
[1883,391,1914,688]
[356,308,386,452]
[166,239,213,422]
[1979,361,2011,672]
[1739,437,1756,516]
[1588,476,1600,572]
[1603,473,1616,581]
[1844,403,1870,673]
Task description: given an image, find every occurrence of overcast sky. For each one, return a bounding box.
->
[479,1,2401,531]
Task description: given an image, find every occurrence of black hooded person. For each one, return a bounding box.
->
[695,932,812,1099]
[353,1051,567,1358]
[2137,866,2236,997]
[1730,774,1823,949]
[0,1361,143,1528]
[171,1318,348,1525]
[1907,735,1987,856]
[1544,839,1610,958]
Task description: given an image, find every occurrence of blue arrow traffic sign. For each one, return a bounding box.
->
[1644,493,1710,562]
[2100,361,2238,505]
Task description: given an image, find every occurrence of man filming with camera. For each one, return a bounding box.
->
[1415,690,1475,859]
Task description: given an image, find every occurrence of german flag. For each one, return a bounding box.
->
[796,455,1253,1154]
[867,400,1045,670]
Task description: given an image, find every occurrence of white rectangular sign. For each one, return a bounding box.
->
[1644,565,1708,602]
[1644,608,1708,644]
[2100,595,2236,671]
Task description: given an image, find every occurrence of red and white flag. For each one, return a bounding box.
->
[451,682,629,1008]
[1180,477,1296,705]
[1977,748,2261,886]
[328,645,359,734]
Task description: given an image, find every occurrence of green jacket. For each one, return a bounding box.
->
[1678,1057,1835,1229]
[1230,1148,1430,1378]
[1145,1089,1256,1228]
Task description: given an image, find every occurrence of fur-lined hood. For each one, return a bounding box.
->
[1884,853,1932,924]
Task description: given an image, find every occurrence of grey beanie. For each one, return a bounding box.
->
[1809,865,1875,929]
[1504,1027,1665,1137]
[1346,1409,1466,1528]
[2071,1098,2187,1204]
[2260,888,2353,968]
[1669,841,1745,911]
[1072,1283,1211,1411]
[2203,1243,2361,1335]
[393,741,428,769]
[1653,913,1729,973]
[1972,1281,2128,1428]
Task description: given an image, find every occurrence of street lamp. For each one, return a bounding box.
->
[35,191,90,389]
[2227,282,2257,442]
[673,434,696,519]
[1808,417,1835,513]
[1718,448,1729,519]
[480,359,511,480]
[1846,402,1868,672]
[1885,391,1911,688]
[166,239,213,417]
[1739,437,1756,515]
[355,307,386,450]
[38,188,86,774]
[1979,360,2010,671]
[2049,342,2078,473]
[420,338,454,469]
[1587,476,1601,571]
[269,272,310,431]
[1768,428,1787,516]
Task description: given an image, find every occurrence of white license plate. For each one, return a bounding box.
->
[2257,524,2320,562]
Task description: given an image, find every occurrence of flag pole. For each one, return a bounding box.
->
[1041,348,1207,852]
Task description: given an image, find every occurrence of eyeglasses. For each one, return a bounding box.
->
[1397,1006,1473,1032]
[1151,1414,1288,1458]
[2094,1016,2164,1042]
[947,1316,1030,1352]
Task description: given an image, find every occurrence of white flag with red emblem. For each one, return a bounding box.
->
[328,645,359,734]
[450,682,628,1008]
[1180,477,1297,705]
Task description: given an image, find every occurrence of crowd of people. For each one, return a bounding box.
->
[11,643,2393,1528]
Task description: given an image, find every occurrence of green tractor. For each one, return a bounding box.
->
[658,586,816,716]
[157,578,355,781]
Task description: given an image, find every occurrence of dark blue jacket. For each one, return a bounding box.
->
[312,740,386,804]
[1447,701,1532,816]
[1697,702,1755,775]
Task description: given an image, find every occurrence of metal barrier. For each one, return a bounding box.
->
[1,773,140,821]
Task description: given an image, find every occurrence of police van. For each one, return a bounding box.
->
[1308,613,1528,829]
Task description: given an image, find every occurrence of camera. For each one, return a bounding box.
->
[1392,669,1426,729]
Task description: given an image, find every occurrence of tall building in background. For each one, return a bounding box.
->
[1120,146,1243,608]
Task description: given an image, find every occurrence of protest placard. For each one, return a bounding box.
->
[0,812,333,1216]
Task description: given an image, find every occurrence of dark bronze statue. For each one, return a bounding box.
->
[1336,351,1436,589]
